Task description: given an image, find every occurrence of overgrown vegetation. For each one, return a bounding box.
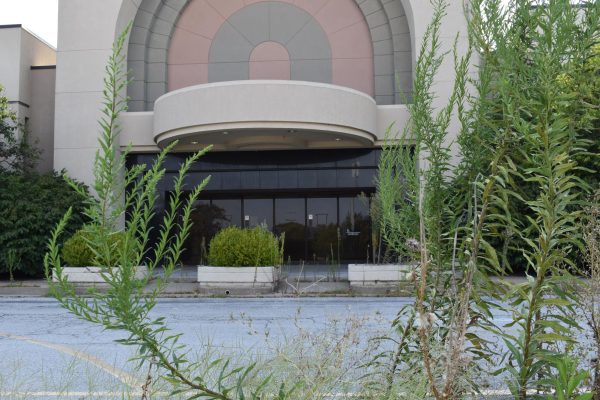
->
[377,0,600,399]
[0,85,40,174]
[46,25,278,400]
[61,229,129,267]
[207,226,283,267]
[583,189,600,399]
[0,84,88,278]
[44,0,600,399]
[0,172,88,277]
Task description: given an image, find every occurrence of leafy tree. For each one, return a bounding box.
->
[0,85,40,173]
[0,171,88,277]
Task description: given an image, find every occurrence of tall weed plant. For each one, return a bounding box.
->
[469,1,600,398]
[378,0,599,399]
[44,25,276,400]
[41,1,600,399]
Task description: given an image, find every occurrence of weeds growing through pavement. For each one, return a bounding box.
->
[40,1,600,399]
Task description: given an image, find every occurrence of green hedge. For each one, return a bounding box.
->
[61,230,128,267]
[207,226,282,267]
[0,172,88,277]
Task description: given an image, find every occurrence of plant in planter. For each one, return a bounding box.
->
[198,226,284,292]
[57,229,148,283]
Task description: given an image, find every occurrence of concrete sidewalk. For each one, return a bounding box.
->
[0,268,533,298]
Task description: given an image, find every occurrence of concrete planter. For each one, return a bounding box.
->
[348,264,415,286]
[197,266,276,294]
[53,266,150,283]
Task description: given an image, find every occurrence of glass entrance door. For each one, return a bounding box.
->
[306,197,338,264]
[339,196,370,262]
[180,194,372,266]
[274,198,305,262]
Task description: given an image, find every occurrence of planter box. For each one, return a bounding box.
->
[53,266,150,283]
[197,266,276,293]
[348,264,415,286]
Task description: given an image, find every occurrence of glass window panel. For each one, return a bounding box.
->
[339,196,371,262]
[306,198,338,264]
[260,171,278,189]
[337,169,361,188]
[212,199,242,228]
[357,168,377,187]
[182,199,212,265]
[221,172,241,190]
[298,170,317,188]
[275,198,305,261]
[278,170,298,189]
[241,171,260,189]
[317,170,337,188]
[244,198,273,229]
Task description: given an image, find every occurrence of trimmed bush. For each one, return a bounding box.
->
[61,230,94,267]
[207,226,282,267]
[61,230,129,267]
[0,171,88,277]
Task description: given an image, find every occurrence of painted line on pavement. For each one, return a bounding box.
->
[0,331,144,388]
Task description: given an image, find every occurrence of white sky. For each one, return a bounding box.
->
[0,0,58,47]
[0,0,514,50]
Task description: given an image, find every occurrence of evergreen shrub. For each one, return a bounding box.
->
[61,230,128,267]
[207,226,282,267]
[0,171,88,277]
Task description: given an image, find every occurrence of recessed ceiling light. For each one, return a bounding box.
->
[223,131,229,135]
[288,129,297,133]
[191,141,198,144]
[335,138,342,141]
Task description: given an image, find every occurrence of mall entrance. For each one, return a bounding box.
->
[128,147,382,266]
[182,194,372,265]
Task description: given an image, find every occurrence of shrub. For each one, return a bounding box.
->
[61,230,94,267]
[61,230,128,267]
[208,226,282,267]
[0,171,88,277]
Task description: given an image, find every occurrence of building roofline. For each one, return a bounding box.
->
[20,27,56,51]
[0,24,56,51]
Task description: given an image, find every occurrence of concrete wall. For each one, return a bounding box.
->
[0,27,24,118]
[0,25,56,172]
[54,0,125,185]
[19,30,56,108]
[30,67,56,173]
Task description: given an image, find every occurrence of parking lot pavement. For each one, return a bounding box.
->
[0,297,410,398]
[0,297,590,399]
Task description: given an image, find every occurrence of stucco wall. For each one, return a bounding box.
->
[0,26,56,170]
[0,27,24,117]
[30,67,56,173]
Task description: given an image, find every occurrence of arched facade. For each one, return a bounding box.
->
[127,0,412,111]
[53,0,470,264]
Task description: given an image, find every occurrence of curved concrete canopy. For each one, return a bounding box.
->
[153,80,378,151]
[126,0,412,111]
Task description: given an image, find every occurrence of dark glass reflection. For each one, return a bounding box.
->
[274,198,305,262]
[339,196,370,262]
[182,200,225,265]
[212,199,241,227]
[307,198,338,264]
[244,198,273,229]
